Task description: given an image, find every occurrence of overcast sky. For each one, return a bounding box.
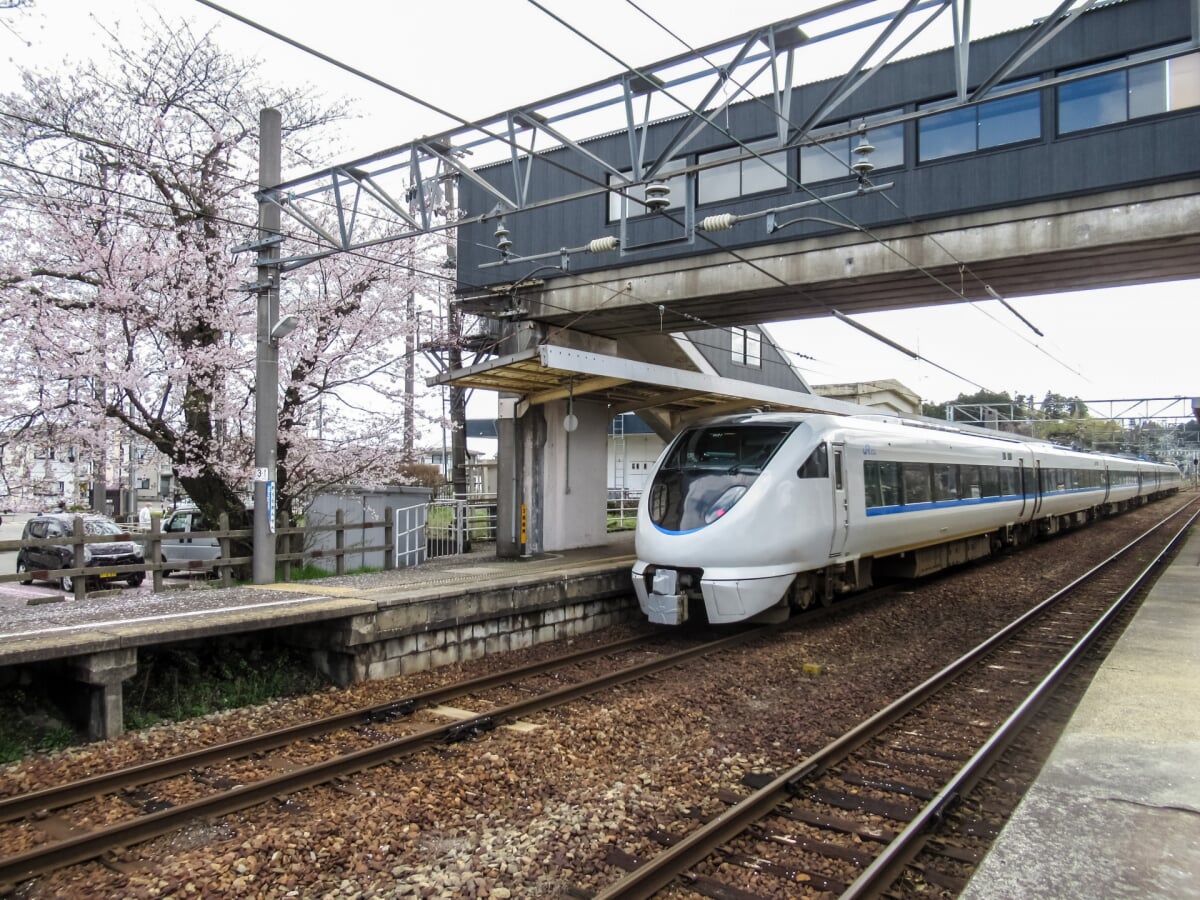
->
[2,0,1195,412]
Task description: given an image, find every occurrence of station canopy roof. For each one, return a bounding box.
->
[430,343,872,431]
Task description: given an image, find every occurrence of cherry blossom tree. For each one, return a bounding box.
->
[0,16,450,530]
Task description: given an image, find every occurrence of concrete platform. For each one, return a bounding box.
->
[961,526,1200,899]
[0,534,637,739]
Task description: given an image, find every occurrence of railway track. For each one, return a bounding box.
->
[0,627,779,892]
[591,499,1199,899]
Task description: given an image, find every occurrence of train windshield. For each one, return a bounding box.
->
[648,423,795,531]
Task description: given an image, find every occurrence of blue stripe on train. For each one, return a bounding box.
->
[865,486,1111,516]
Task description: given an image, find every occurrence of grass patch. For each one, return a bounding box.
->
[124,638,331,730]
[275,563,383,581]
[0,639,332,762]
[0,687,79,764]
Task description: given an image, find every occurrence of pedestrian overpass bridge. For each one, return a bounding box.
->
[265,0,1200,555]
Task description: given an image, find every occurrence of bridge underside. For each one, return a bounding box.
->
[462,182,1200,338]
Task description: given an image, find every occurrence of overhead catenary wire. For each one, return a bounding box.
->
[173,1,873,385]
[1,154,819,388]
[185,0,991,394]
[522,0,992,391]
[611,1,1090,386]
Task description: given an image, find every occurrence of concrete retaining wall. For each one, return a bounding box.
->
[290,568,638,685]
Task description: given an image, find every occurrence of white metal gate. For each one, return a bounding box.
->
[394,505,428,568]
[427,498,467,559]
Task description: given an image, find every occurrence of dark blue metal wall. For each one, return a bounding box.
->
[456,0,1198,286]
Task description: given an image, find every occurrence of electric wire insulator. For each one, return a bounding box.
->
[587,235,619,253]
[700,213,738,232]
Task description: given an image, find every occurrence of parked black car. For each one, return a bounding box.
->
[16,513,145,591]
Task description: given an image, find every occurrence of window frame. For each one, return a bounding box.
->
[918,77,1042,163]
[730,326,761,368]
[697,137,789,206]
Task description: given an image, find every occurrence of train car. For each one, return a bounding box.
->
[632,412,1180,626]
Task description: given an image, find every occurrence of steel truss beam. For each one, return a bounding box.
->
[263,1,1186,271]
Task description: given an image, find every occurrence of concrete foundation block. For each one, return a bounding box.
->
[485,632,511,655]
[416,630,444,653]
[366,657,404,680]
[510,629,533,651]
[427,642,454,669]
[400,650,432,675]
[460,638,487,662]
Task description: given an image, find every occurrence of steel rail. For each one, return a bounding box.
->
[0,633,663,823]
[591,496,1200,899]
[841,501,1200,898]
[0,625,769,889]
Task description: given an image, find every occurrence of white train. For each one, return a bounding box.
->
[633,412,1183,626]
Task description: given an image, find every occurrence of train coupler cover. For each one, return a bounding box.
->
[647,568,688,625]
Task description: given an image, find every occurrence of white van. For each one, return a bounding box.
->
[160,506,221,573]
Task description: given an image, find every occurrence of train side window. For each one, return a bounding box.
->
[833,449,844,490]
[932,464,958,501]
[980,466,999,498]
[902,462,932,504]
[798,442,829,478]
[1001,467,1021,496]
[864,461,882,507]
[879,461,900,506]
[960,465,981,499]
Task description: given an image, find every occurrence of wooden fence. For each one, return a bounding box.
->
[0,509,402,598]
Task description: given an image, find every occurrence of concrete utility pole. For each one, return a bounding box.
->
[253,108,282,584]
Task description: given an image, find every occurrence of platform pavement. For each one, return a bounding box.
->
[961,525,1200,898]
[0,531,639,740]
[0,531,637,668]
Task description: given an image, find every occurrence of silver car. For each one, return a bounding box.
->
[160,507,221,573]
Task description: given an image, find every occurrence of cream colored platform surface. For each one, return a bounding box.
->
[962,527,1200,899]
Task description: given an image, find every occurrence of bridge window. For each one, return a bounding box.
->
[919,79,1041,162]
[1058,51,1200,134]
[607,159,687,220]
[800,109,903,183]
[698,138,788,205]
[730,326,761,367]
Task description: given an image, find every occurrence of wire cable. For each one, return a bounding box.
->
[613,0,1091,387]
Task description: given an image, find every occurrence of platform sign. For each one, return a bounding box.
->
[266,481,276,534]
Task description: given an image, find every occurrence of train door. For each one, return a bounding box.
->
[1015,459,1028,518]
[1031,460,1044,516]
[829,442,849,557]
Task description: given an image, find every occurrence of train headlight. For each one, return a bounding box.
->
[704,486,747,524]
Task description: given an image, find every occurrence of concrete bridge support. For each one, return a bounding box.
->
[497,395,611,556]
[70,648,137,741]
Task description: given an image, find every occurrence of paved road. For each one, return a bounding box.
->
[0,513,66,604]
